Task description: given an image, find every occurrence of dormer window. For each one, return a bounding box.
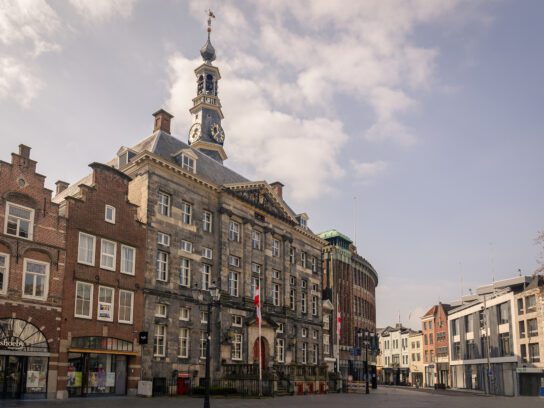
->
[182,155,195,173]
[300,218,307,228]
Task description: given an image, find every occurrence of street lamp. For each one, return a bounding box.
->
[193,282,221,408]
[363,329,370,394]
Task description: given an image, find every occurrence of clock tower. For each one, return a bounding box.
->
[188,10,227,164]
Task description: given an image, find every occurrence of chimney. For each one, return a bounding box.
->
[19,144,31,158]
[271,181,284,199]
[152,109,174,134]
[55,180,69,195]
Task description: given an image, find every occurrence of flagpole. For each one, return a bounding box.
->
[258,277,262,397]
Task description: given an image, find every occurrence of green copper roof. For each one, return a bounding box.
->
[318,229,353,243]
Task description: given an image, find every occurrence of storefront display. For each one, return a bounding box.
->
[0,318,50,399]
[67,337,135,397]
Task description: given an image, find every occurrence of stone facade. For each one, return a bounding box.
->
[0,145,66,399]
[53,163,146,398]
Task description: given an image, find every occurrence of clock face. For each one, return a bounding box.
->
[189,123,201,143]
[210,123,225,144]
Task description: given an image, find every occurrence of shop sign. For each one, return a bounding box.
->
[0,336,26,350]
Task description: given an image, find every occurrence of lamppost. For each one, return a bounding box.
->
[362,329,370,394]
[193,283,221,408]
[356,329,362,381]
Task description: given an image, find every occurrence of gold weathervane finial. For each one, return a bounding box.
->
[206,9,215,34]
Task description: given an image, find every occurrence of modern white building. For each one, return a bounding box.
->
[448,277,530,396]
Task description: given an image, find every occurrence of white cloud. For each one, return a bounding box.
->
[169,0,488,201]
[350,160,389,180]
[68,0,136,21]
[0,57,43,107]
[0,0,61,56]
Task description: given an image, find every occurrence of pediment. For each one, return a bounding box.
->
[223,182,297,225]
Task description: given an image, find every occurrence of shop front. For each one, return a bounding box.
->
[0,318,50,400]
[66,336,136,397]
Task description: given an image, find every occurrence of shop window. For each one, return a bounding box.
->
[75,281,93,319]
[23,259,49,300]
[97,286,114,321]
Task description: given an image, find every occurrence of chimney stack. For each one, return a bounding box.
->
[153,109,174,134]
[19,144,31,158]
[55,180,69,195]
[271,181,284,199]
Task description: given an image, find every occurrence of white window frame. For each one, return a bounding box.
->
[289,247,295,264]
[231,333,242,360]
[302,342,308,364]
[156,251,169,281]
[290,289,296,311]
[312,344,318,364]
[199,331,207,359]
[200,310,209,324]
[228,255,240,267]
[105,205,116,224]
[77,232,96,266]
[272,269,280,279]
[157,232,170,247]
[273,283,281,306]
[179,328,190,358]
[311,256,317,273]
[97,286,115,322]
[100,239,117,271]
[118,290,134,324]
[5,202,34,240]
[202,247,213,260]
[181,201,192,225]
[155,303,168,317]
[202,264,211,290]
[0,252,9,295]
[301,292,307,313]
[228,271,239,297]
[312,295,318,316]
[181,240,193,253]
[276,338,285,363]
[252,230,262,250]
[158,191,171,217]
[232,315,243,327]
[251,263,262,274]
[180,307,190,321]
[203,210,212,232]
[277,323,284,333]
[312,329,318,339]
[22,258,49,300]
[180,258,191,287]
[181,155,195,173]
[120,245,136,275]
[228,220,240,241]
[74,281,93,319]
[272,239,280,257]
[302,327,308,338]
[251,277,259,298]
[154,325,166,357]
[301,251,307,268]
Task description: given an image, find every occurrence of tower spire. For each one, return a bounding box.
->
[189,10,227,163]
[200,9,216,64]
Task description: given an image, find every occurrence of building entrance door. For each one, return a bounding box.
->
[0,356,24,399]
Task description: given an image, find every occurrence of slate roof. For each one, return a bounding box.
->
[120,130,248,186]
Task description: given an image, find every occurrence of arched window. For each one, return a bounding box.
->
[197,75,204,95]
[0,318,48,352]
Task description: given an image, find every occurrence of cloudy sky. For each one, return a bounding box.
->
[1,0,543,328]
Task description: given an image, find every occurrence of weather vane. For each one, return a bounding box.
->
[206,9,215,36]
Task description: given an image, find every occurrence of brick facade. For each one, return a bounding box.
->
[53,163,146,398]
[421,302,450,387]
[0,145,66,399]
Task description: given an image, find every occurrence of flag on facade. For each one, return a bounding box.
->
[336,310,341,339]
[254,284,261,325]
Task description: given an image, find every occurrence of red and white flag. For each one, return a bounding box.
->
[336,310,342,339]
[254,285,261,325]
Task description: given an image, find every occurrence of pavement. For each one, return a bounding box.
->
[0,387,542,408]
